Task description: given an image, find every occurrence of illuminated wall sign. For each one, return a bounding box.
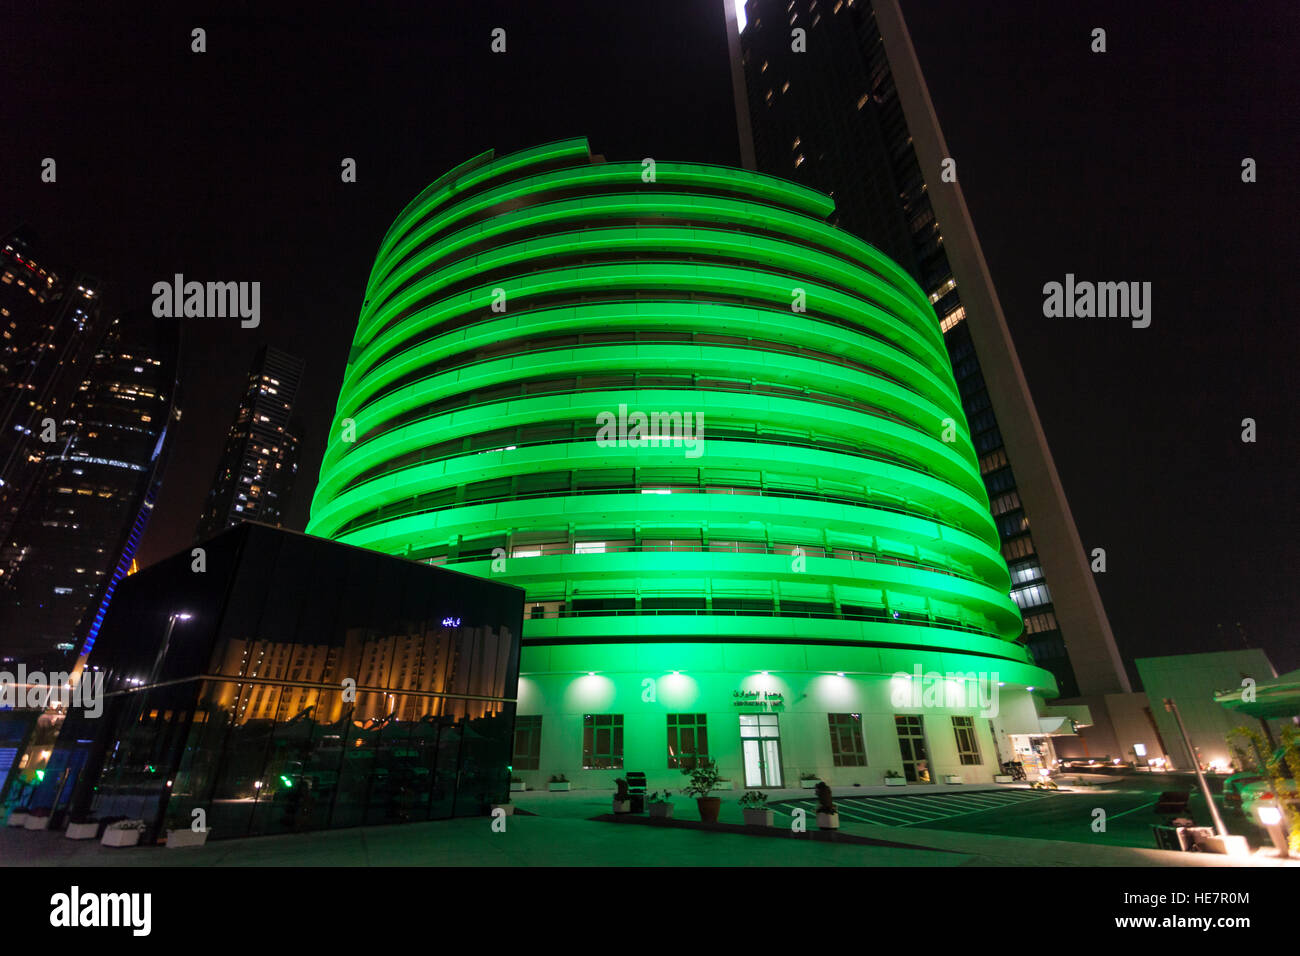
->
[733,689,785,709]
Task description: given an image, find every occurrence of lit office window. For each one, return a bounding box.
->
[667,713,708,768]
[513,715,543,770]
[828,713,867,766]
[952,716,982,765]
[583,714,624,769]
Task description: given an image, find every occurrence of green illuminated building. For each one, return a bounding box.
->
[309,138,1058,789]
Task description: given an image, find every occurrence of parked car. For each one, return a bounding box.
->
[1227,747,1296,819]
[1221,771,1265,811]
[1240,779,1297,821]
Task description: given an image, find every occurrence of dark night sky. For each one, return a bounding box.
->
[2,2,1296,677]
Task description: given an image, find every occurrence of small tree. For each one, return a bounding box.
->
[1228,724,1300,853]
[681,756,722,798]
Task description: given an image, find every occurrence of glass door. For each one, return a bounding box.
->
[894,714,930,782]
[739,714,783,787]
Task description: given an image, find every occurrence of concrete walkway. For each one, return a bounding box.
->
[1,781,1292,867]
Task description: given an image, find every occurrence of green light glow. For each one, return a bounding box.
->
[309,138,1056,695]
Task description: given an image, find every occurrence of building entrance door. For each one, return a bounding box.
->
[894,714,930,782]
[740,714,783,787]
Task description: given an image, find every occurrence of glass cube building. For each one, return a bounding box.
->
[33,523,522,840]
[308,138,1057,791]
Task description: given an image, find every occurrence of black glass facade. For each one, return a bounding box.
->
[34,523,523,842]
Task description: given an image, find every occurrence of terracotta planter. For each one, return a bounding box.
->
[696,797,722,823]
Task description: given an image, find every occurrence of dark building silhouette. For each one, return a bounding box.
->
[194,346,303,542]
[0,230,106,552]
[0,314,181,665]
[30,524,523,842]
[728,0,1128,699]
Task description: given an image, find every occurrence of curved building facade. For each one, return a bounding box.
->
[309,138,1058,790]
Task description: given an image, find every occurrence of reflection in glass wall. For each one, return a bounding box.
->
[49,524,522,842]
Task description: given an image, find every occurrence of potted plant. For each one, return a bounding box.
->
[799,771,820,789]
[548,773,571,792]
[165,821,211,848]
[509,775,527,792]
[814,781,839,830]
[101,819,146,848]
[739,790,773,827]
[884,769,906,787]
[681,756,723,822]
[647,790,675,819]
[64,811,100,841]
[24,806,52,830]
[612,778,632,814]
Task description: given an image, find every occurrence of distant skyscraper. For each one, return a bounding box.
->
[195,346,303,542]
[728,0,1129,698]
[0,314,181,664]
[0,230,106,550]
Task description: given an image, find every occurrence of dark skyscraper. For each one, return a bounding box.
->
[194,346,303,543]
[0,314,180,664]
[0,231,106,551]
[729,0,1129,699]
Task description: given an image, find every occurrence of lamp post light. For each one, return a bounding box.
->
[1256,802,1291,858]
[1162,697,1229,838]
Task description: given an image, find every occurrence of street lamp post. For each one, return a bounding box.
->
[148,612,192,686]
[1163,697,1229,837]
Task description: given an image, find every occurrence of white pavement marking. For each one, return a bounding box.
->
[771,788,1059,829]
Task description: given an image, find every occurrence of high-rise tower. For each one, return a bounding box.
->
[195,345,303,542]
[0,230,106,552]
[0,314,181,664]
[728,0,1129,699]
[309,139,1056,789]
